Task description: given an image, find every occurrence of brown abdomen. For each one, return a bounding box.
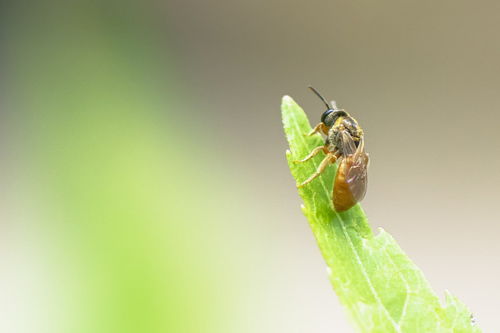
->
[333,158,357,212]
[333,154,368,212]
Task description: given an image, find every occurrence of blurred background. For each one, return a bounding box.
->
[1,0,499,332]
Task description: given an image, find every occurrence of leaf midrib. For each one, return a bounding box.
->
[287,105,401,332]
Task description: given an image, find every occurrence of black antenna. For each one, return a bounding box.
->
[308,86,332,110]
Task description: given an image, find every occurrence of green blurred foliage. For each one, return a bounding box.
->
[4,1,238,332]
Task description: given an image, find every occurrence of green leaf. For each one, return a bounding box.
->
[282,96,480,333]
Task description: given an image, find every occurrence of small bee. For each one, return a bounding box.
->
[295,86,369,212]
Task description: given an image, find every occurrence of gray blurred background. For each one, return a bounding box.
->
[166,0,500,331]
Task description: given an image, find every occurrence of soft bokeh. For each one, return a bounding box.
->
[1,0,499,332]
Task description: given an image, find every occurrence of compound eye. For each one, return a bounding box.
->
[321,109,334,125]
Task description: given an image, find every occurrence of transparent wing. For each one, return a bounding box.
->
[339,130,357,155]
[345,139,369,202]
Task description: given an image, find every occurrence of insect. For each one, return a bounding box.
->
[295,86,369,212]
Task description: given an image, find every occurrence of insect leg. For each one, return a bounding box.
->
[294,145,328,163]
[307,123,324,136]
[297,153,338,188]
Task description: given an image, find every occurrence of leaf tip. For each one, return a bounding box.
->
[281,95,298,114]
[282,95,294,105]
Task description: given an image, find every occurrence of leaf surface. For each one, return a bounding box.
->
[282,96,480,333]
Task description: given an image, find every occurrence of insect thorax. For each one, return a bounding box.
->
[327,116,363,154]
